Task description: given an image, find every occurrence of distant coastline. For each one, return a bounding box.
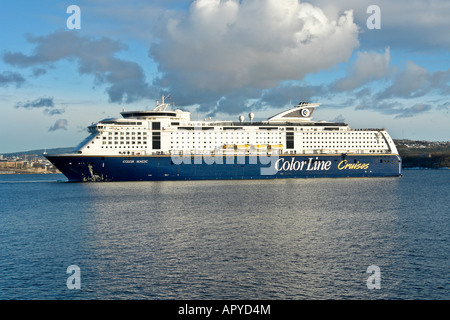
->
[395,140,450,170]
[1,141,449,174]
[0,147,72,175]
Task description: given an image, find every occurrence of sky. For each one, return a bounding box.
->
[0,0,449,153]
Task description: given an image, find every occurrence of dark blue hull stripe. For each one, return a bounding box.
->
[45,154,402,182]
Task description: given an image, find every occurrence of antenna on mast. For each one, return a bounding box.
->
[162,93,171,104]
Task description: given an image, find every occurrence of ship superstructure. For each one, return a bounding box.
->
[46,96,402,181]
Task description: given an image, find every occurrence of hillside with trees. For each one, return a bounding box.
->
[395,140,450,169]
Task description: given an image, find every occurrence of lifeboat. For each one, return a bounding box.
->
[270,144,283,149]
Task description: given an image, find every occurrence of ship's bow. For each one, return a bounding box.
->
[45,154,86,182]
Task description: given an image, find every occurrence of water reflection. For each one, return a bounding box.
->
[77,177,409,299]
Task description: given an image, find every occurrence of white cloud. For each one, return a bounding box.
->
[3,31,158,104]
[378,61,429,99]
[49,119,68,132]
[332,47,392,91]
[14,97,54,109]
[0,71,25,87]
[310,0,450,49]
[150,0,359,108]
[377,61,450,99]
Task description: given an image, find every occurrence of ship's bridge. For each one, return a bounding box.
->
[119,95,190,122]
[120,111,178,119]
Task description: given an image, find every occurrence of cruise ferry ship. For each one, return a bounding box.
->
[45,96,402,181]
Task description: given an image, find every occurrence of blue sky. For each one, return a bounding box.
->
[1,0,449,153]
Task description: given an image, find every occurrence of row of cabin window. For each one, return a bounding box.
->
[103,136,147,140]
[105,132,147,135]
[103,141,147,145]
[170,139,281,143]
[171,132,280,136]
[171,136,281,141]
[303,136,379,140]
[303,131,377,135]
[303,143,385,147]
[303,146,385,149]
[303,140,384,144]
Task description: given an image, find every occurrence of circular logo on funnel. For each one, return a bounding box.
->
[301,108,310,117]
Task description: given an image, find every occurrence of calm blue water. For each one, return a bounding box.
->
[0,170,448,300]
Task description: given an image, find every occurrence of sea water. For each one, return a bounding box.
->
[0,170,448,299]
